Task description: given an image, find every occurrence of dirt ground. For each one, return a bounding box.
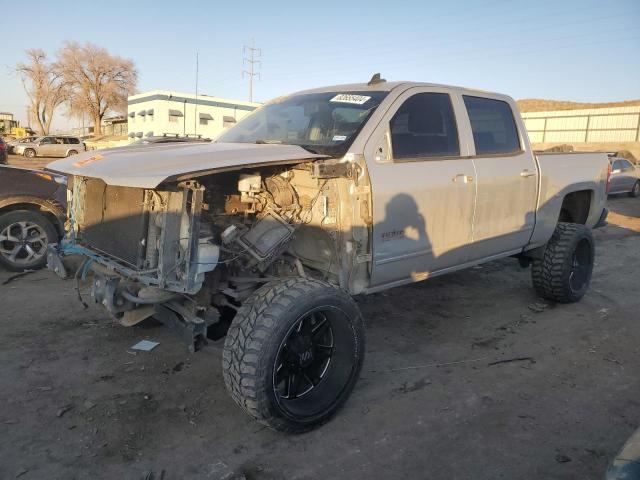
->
[0,196,638,480]
[6,154,55,170]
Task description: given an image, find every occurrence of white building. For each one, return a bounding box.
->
[127,90,261,140]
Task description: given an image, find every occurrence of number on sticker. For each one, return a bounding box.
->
[330,94,371,105]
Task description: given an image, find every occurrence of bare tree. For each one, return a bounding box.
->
[16,49,67,135]
[56,42,137,135]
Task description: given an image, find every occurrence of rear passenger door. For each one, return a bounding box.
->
[67,137,83,152]
[461,95,538,260]
[366,88,477,287]
[53,137,67,156]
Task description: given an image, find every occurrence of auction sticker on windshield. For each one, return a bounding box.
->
[330,94,371,105]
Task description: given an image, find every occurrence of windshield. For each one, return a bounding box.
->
[217,91,389,156]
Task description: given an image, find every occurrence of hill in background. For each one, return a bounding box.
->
[517,99,640,112]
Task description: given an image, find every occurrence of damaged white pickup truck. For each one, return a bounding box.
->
[46,77,610,432]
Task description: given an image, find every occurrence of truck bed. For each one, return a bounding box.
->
[527,152,609,250]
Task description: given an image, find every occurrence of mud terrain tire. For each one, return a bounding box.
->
[531,222,594,303]
[222,277,364,433]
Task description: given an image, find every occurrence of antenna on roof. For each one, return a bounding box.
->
[367,73,386,86]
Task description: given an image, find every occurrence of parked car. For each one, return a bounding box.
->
[608,157,640,197]
[13,136,86,158]
[6,136,39,154]
[0,165,66,271]
[0,137,7,164]
[47,78,609,433]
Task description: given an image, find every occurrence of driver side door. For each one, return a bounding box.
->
[365,88,477,288]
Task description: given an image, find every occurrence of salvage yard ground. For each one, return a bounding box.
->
[0,196,638,480]
[7,153,59,170]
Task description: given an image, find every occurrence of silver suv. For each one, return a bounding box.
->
[14,136,86,158]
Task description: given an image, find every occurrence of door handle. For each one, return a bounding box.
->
[520,169,537,178]
[452,173,474,183]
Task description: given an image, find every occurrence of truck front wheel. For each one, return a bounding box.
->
[222,277,365,433]
[531,222,595,303]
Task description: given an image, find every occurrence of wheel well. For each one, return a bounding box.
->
[0,202,64,237]
[558,190,591,224]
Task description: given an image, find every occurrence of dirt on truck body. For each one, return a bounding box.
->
[46,76,610,432]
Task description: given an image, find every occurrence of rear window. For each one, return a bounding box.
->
[463,96,520,155]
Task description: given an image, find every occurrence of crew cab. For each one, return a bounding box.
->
[46,77,610,433]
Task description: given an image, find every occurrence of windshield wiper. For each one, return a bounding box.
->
[252,140,323,156]
[297,145,321,155]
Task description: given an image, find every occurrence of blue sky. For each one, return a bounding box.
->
[1,0,639,131]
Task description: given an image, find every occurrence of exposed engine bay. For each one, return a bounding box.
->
[58,159,371,350]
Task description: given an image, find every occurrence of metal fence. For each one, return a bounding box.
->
[522,106,640,144]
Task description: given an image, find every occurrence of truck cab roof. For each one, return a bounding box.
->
[288,80,508,102]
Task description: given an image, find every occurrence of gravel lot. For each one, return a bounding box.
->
[6,153,59,170]
[0,195,638,480]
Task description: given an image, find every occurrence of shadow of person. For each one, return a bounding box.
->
[372,193,433,286]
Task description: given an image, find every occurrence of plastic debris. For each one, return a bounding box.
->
[131,340,159,351]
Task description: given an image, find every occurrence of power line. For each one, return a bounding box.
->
[242,39,261,102]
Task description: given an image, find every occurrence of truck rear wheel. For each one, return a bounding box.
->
[222,277,365,433]
[531,222,594,303]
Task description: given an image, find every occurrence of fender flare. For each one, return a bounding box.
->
[0,195,66,232]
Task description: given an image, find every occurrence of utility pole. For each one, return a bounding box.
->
[243,39,261,102]
[194,51,199,137]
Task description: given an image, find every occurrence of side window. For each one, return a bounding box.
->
[390,93,459,160]
[463,96,520,155]
[69,138,80,144]
[41,137,53,144]
[622,160,634,171]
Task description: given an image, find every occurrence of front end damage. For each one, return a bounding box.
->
[48,157,372,351]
